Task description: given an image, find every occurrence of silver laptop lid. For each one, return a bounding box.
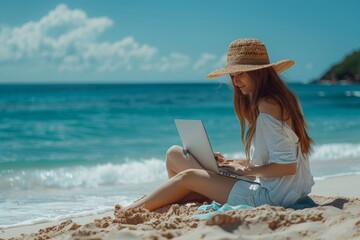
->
[174,119,220,173]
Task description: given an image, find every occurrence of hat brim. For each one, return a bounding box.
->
[205,59,295,79]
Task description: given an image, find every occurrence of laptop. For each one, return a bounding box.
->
[174,119,257,183]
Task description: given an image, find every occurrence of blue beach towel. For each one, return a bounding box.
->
[287,196,318,210]
[191,201,253,220]
[192,196,317,220]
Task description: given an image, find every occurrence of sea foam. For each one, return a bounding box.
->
[0,158,168,191]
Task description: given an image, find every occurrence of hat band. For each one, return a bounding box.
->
[227,55,270,65]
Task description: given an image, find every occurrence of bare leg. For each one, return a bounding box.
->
[121,169,238,212]
[165,145,210,203]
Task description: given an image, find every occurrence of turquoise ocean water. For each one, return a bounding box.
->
[0,83,360,227]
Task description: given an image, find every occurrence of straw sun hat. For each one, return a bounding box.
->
[205,38,295,78]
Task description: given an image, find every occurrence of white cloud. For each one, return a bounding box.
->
[0,4,191,74]
[141,52,190,72]
[79,36,157,72]
[193,53,216,70]
[0,4,113,62]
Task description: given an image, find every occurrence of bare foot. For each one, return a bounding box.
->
[114,203,150,225]
[114,204,124,218]
[114,204,130,223]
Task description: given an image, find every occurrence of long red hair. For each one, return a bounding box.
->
[230,67,315,160]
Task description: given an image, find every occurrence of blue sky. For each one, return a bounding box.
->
[0,0,359,84]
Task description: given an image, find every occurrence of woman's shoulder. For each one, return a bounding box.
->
[258,97,284,120]
[258,97,293,128]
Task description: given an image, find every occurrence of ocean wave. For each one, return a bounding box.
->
[345,91,360,97]
[225,143,360,161]
[0,207,113,229]
[1,143,360,190]
[0,158,168,190]
[0,194,136,229]
[309,143,360,161]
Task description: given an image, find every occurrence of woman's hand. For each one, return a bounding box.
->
[214,152,227,163]
[214,152,249,165]
[218,161,249,176]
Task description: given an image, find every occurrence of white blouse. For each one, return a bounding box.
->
[250,112,315,206]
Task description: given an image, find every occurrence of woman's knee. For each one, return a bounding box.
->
[166,145,183,157]
[166,145,184,166]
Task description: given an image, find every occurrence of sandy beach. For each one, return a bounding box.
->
[1,174,360,240]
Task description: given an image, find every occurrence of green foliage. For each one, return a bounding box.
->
[325,50,360,79]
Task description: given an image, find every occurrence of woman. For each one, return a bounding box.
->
[120,38,315,213]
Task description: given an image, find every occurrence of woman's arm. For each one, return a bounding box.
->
[219,161,297,178]
[215,152,297,178]
[243,162,297,178]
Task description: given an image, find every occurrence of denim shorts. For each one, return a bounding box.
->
[227,180,273,207]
